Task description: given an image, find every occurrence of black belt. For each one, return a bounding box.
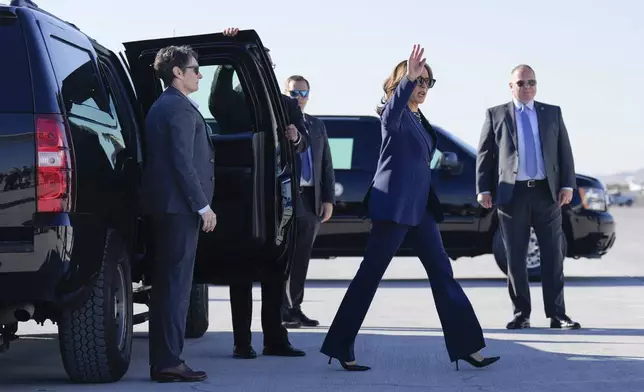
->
[515,179,547,188]
[298,186,314,193]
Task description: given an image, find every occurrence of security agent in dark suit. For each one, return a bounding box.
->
[207,27,309,359]
[476,64,580,330]
[141,45,215,382]
[281,75,335,329]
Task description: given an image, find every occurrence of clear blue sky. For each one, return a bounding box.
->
[14,0,644,176]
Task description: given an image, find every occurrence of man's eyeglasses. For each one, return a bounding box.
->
[289,89,309,98]
[516,79,536,88]
[184,65,200,74]
[416,77,436,88]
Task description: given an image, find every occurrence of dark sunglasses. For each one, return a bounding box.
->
[289,89,309,98]
[416,76,436,88]
[516,79,536,88]
[184,65,200,74]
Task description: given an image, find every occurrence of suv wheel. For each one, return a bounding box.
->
[493,227,542,282]
[58,231,133,383]
[185,284,209,339]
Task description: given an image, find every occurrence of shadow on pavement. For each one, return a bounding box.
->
[302,276,644,289]
[1,329,643,392]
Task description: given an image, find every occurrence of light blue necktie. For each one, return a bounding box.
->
[301,148,312,182]
[520,105,538,178]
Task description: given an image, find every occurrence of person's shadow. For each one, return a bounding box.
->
[1,326,643,392]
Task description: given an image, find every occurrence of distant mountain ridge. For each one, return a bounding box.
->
[597,167,644,185]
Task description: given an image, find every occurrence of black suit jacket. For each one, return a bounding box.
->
[140,86,215,215]
[476,101,576,204]
[302,114,335,214]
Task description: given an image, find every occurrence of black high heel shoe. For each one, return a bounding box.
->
[327,357,371,371]
[455,354,500,371]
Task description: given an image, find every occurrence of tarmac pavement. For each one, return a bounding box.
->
[0,208,642,391]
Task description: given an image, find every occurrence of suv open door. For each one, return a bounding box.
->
[122,30,298,284]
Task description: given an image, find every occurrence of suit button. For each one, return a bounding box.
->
[210,158,214,163]
[211,176,215,181]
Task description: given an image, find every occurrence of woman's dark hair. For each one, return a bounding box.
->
[153,45,198,87]
[376,60,433,115]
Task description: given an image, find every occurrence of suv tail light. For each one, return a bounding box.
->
[36,114,72,212]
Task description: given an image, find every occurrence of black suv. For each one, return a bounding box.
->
[312,115,616,279]
[0,1,299,383]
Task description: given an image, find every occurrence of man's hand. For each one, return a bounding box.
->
[320,202,334,223]
[285,124,300,142]
[477,193,493,209]
[558,188,573,207]
[201,209,217,232]
[223,27,239,37]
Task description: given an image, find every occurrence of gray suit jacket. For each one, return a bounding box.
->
[303,114,335,214]
[140,86,215,215]
[476,101,576,204]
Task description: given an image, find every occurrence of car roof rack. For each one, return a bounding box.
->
[9,0,80,31]
[10,0,39,8]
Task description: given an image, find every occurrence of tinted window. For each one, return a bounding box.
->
[47,36,111,122]
[96,61,128,163]
[322,118,382,172]
[182,63,253,135]
[0,15,33,112]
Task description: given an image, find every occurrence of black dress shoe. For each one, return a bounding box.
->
[295,310,319,327]
[150,362,207,383]
[263,344,306,357]
[285,308,319,327]
[550,315,581,329]
[282,320,302,329]
[506,316,531,330]
[233,345,257,359]
[282,311,302,329]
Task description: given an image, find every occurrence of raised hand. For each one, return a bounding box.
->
[223,27,239,37]
[407,44,426,81]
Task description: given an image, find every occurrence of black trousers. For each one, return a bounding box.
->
[229,280,290,348]
[148,213,200,369]
[283,187,320,313]
[497,180,566,319]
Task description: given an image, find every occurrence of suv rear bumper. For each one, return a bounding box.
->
[0,227,67,306]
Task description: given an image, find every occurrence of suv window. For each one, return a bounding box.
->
[188,64,253,135]
[47,36,112,122]
[322,118,382,172]
[0,14,33,112]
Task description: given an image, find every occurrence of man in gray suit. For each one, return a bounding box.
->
[281,75,335,328]
[476,64,581,330]
[141,45,215,382]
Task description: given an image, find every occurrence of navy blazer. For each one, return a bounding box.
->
[140,86,215,215]
[364,76,444,226]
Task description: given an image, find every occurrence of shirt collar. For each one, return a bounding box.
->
[513,98,534,111]
[167,85,199,109]
[186,95,199,109]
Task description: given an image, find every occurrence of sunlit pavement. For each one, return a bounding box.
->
[0,208,642,392]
